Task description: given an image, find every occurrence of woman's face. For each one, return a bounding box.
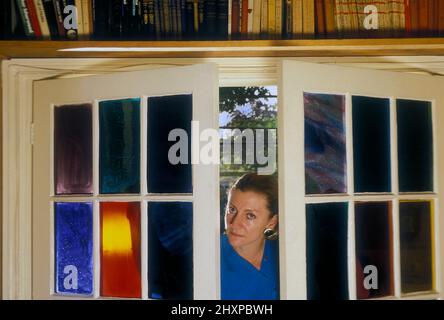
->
[225,189,277,251]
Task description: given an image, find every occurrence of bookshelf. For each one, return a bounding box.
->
[1,38,444,58]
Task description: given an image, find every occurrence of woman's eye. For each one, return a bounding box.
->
[228,206,237,214]
[246,212,256,220]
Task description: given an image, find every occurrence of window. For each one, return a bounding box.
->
[280,61,444,299]
[32,64,220,299]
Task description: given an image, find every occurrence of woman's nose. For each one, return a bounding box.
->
[229,213,241,226]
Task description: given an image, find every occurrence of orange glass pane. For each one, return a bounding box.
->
[100,202,141,298]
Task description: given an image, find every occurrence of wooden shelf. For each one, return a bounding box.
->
[1,38,444,58]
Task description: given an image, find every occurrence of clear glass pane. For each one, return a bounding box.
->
[99,99,141,194]
[100,202,141,298]
[148,202,193,299]
[54,104,93,195]
[304,93,347,195]
[55,202,93,296]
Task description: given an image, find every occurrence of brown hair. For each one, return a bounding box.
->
[229,173,278,217]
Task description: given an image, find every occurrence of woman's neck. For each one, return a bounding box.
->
[234,238,266,271]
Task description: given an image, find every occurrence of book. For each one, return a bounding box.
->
[53,0,67,38]
[302,0,314,37]
[26,0,43,38]
[276,0,282,36]
[241,0,248,35]
[247,0,253,35]
[284,0,291,37]
[260,0,268,35]
[204,0,217,38]
[16,0,36,38]
[185,0,194,37]
[252,0,261,35]
[231,0,240,35]
[292,0,303,37]
[43,0,60,38]
[315,0,325,36]
[35,0,51,38]
[268,0,276,34]
[324,0,335,36]
[439,0,444,35]
[217,0,229,38]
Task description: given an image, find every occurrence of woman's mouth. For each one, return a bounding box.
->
[229,230,244,238]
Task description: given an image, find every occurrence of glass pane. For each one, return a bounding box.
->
[397,100,433,192]
[352,96,391,193]
[148,202,193,299]
[399,201,435,294]
[306,202,349,300]
[147,95,192,194]
[99,99,140,194]
[100,202,141,298]
[54,104,93,195]
[54,202,93,296]
[355,202,393,299]
[304,93,347,195]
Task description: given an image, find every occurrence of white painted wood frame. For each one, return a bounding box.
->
[279,60,444,300]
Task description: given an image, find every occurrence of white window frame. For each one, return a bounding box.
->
[3,56,444,299]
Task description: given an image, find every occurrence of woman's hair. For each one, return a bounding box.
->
[229,173,278,217]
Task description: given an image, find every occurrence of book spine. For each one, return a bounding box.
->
[148,0,155,36]
[418,0,428,34]
[180,0,186,37]
[198,0,204,36]
[228,0,232,36]
[232,0,240,35]
[293,0,303,37]
[81,0,90,37]
[154,0,161,38]
[302,0,314,36]
[185,0,194,37]
[74,0,85,38]
[205,0,217,38]
[439,0,444,35]
[0,1,12,39]
[16,0,36,38]
[26,0,43,38]
[217,0,229,38]
[276,0,282,36]
[324,0,335,36]
[35,0,51,38]
[170,0,176,36]
[43,0,60,38]
[247,0,253,35]
[260,0,268,35]
[315,0,325,37]
[284,0,291,37]
[252,0,261,35]
[193,0,198,32]
[53,0,66,37]
[268,0,276,34]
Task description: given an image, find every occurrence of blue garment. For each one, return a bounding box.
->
[221,234,279,300]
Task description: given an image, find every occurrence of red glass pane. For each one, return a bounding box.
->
[100,202,141,298]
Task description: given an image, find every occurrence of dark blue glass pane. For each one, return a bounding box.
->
[99,99,140,194]
[304,93,347,195]
[306,202,349,300]
[352,96,391,193]
[148,95,192,194]
[55,202,93,296]
[54,104,93,195]
[397,100,433,192]
[148,202,193,299]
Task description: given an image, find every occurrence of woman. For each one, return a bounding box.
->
[221,173,279,300]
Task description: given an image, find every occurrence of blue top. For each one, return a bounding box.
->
[221,234,279,300]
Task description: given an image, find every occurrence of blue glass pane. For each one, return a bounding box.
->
[148,95,192,194]
[99,98,140,194]
[306,202,349,300]
[352,96,391,193]
[304,93,347,195]
[55,202,93,296]
[397,99,433,192]
[148,202,193,299]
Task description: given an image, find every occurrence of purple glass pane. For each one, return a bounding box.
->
[54,104,93,195]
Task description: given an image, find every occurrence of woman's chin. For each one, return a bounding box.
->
[227,234,244,248]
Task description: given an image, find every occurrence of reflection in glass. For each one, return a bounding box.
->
[148,202,193,299]
[306,202,348,300]
[100,202,141,298]
[400,201,435,294]
[304,93,347,195]
[148,95,193,194]
[99,99,140,194]
[54,104,93,195]
[397,100,433,192]
[352,96,391,193]
[355,202,393,299]
[55,202,93,295]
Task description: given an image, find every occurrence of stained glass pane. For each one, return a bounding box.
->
[148,95,192,194]
[355,202,393,299]
[397,100,433,192]
[352,96,391,193]
[306,202,348,300]
[399,201,435,294]
[304,93,347,195]
[55,202,93,296]
[99,99,140,194]
[54,104,93,195]
[148,202,193,300]
[100,202,141,298]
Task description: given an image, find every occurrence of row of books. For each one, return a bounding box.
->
[1,0,444,40]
